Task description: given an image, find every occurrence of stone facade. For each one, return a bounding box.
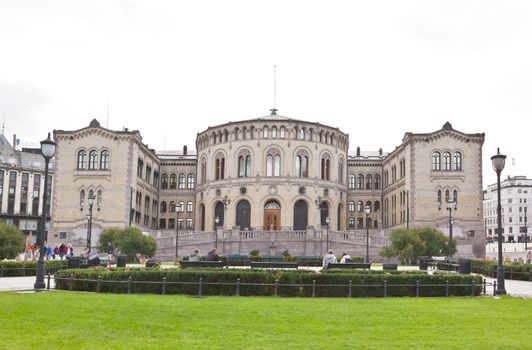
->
[49,114,486,258]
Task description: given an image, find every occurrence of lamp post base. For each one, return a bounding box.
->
[33,261,46,289]
[496,266,506,295]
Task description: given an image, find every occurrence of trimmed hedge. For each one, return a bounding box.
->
[472,260,531,281]
[322,269,427,275]
[0,260,68,277]
[55,268,482,297]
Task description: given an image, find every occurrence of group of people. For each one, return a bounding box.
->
[22,242,74,261]
[322,250,352,268]
[187,248,219,262]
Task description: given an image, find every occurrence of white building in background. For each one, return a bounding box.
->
[483,175,531,261]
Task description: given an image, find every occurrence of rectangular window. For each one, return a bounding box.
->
[178,219,184,229]
[20,173,29,214]
[186,219,193,230]
[60,232,67,239]
[0,170,3,212]
[32,174,41,215]
[8,171,17,214]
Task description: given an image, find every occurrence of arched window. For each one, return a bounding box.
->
[298,128,305,140]
[238,150,252,177]
[357,174,364,189]
[357,201,363,212]
[178,174,186,189]
[215,153,225,180]
[160,201,167,213]
[266,149,280,176]
[338,158,344,183]
[374,174,381,189]
[374,201,380,212]
[97,189,102,209]
[437,190,442,205]
[445,189,450,202]
[453,190,458,204]
[234,127,239,141]
[169,174,177,189]
[77,150,87,170]
[187,174,195,189]
[271,126,277,138]
[79,189,85,209]
[348,174,356,189]
[366,201,372,212]
[88,150,98,170]
[366,174,373,189]
[187,201,193,213]
[321,154,331,180]
[432,151,441,171]
[263,126,269,138]
[295,150,309,178]
[349,201,355,213]
[201,157,207,183]
[100,150,109,170]
[236,200,251,229]
[307,129,313,141]
[169,201,176,213]
[161,174,168,189]
[280,126,285,139]
[178,201,185,213]
[454,152,462,171]
[443,152,451,171]
[293,200,308,230]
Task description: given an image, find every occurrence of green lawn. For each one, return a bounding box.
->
[0,292,530,349]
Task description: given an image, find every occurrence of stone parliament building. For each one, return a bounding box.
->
[49,111,486,260]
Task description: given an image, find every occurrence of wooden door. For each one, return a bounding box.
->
[264,209,281,230]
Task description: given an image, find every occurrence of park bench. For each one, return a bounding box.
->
[226,255,250,266]
[250,261,298,269]
[260,255,284,262]
[179,261,225,268]
[297,256,321,266]
[383,263,398,270]
[326,263,371,269]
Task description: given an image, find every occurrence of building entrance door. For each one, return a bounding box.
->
[264,201,281,230]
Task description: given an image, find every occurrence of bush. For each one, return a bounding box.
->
[0,223,24,260]
[0,260,68,277]
[472,260,531,281]
[54,268,482,297]
[97,227,156,261]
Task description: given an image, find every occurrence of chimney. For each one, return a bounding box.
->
[12,134,17,151]
[379,148,383,156]
[183,145,188,155]
[356,146,360,156]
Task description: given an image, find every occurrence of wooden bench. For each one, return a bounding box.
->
[179,261,225,268]
[383,263,398,271]
[250,261,298,269]
[297,256,322,266]
[326,263,371,269]
[260,255,284,262]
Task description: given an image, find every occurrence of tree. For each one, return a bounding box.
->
[0,223,25,260]
[97,227,156,261]
[380,227,456,264]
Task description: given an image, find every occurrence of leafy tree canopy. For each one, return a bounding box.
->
[97,227,156,261]
[380,227,456,264]
[0,223,25,260]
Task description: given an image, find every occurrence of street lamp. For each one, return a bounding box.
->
[491,148,507,295]
[86,193,96,253]
[446,199,457,260]
[34,133,56,290]
[175,202,183,260]
[215,216,220,249]
[365,204,371,263]
[325,216,330,251]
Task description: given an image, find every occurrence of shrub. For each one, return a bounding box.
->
[0,223,24,260]
[0,260,68,277]
[54,268,482,297]
[97,227,156,261]
[472,259,531,281]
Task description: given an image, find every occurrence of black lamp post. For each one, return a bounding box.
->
[365,204,371,263]
[446,199,457,260]
[325,216,330,251]
[491,148,507,295]
[34,133,56,290]
[524,206,528,251]
[215,216,220,249]
[86,193,95,253]
[175,203,182,260]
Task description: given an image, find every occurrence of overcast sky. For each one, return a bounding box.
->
[1,0,531,186]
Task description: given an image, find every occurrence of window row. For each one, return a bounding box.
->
[79,189,103,209]
[0,171,49,216]
[77,150,110,170]
[432,151,462,171]
[159,218,193,230]
[160,201,194,213]
[348,200,381,213]
[348,174,382,190]
[199,125,348,151]
[161,174,195,190]
[437,189,458,205]
[201,151,343,182]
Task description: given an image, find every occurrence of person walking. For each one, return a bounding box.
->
[59,242,65,260]
[322,250,337,269]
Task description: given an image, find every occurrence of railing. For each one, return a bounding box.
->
[54,274,492,297]
[329,231,390,247]
[0,264,67,278]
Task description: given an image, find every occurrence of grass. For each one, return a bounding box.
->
[0,292,530,349]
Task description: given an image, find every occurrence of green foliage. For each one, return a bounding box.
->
[380,227,456,264]
[249,249,260,257]
[0,260,68,277]
[97,227,156,261]
[472,259,531,281]
[55,268,482,297]
[0,223,24,260]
